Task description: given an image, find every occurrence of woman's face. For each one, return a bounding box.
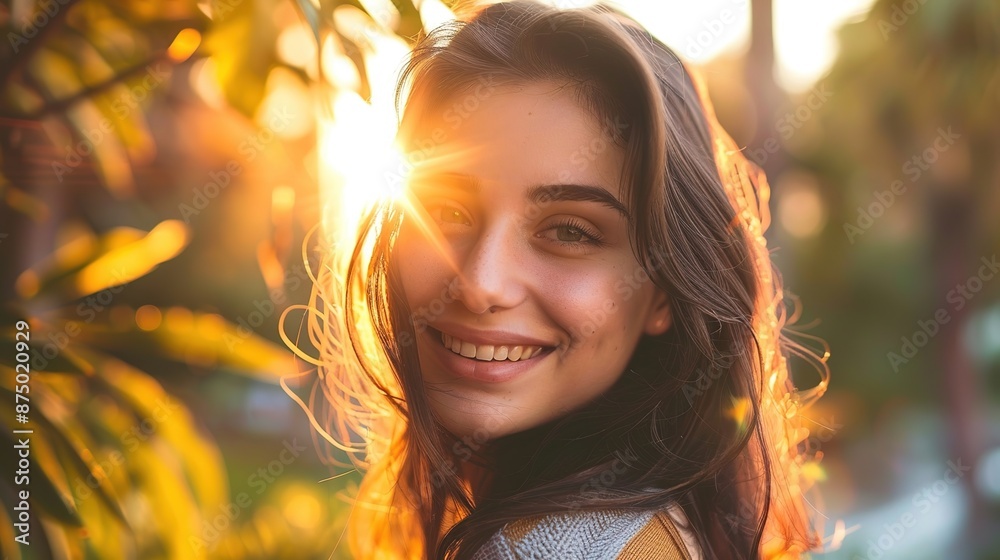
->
[394,81,671,440]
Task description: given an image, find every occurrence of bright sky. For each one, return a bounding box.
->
[545,0,876,92]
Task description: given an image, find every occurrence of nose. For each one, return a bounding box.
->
[450,223,527,314]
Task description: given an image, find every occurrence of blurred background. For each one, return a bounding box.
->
[0,0,997,558]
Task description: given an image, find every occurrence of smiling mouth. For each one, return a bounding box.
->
[434,329,553,362]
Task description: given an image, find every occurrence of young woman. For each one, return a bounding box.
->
[302,2,829,558]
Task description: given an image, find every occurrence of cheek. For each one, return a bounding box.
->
[543,269,650,410]
[395,223,450,308]
[540,263,642,346]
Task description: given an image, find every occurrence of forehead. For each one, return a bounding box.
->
[404,80,627,193]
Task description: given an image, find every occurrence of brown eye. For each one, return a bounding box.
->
[430,205,471,226]
[537,219,605,250]
[555,225,586,242]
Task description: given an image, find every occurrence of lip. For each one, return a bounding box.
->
[424,324,557,384]
[432,321,556,348]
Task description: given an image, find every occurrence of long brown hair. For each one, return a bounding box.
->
[303,2,830,558]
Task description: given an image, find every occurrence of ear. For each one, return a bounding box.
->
[643,289,672,336]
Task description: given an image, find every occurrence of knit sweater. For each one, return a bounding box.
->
[472,503,702,559]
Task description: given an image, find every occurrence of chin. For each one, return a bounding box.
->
[427,393,522,441]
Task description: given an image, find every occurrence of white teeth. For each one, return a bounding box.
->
[439,332,544,362]
[476,345,495,361]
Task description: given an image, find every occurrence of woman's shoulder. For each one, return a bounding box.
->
[473,503,703,560]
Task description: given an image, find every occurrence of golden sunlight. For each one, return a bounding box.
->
[316,1,456,246]
[419,0,457,30]
[135,305,164,331]
[777,171,827,239]
[76,220,190,296]
[600,0,875,91]
[318,92,406,232]
[167,28,201,63]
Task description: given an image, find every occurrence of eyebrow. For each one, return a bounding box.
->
[527,184,630,218]
[409,172,629,218]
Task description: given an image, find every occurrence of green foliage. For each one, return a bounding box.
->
[1,0,343,557]
[0,0,423,558]
[783,0,1000,403]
